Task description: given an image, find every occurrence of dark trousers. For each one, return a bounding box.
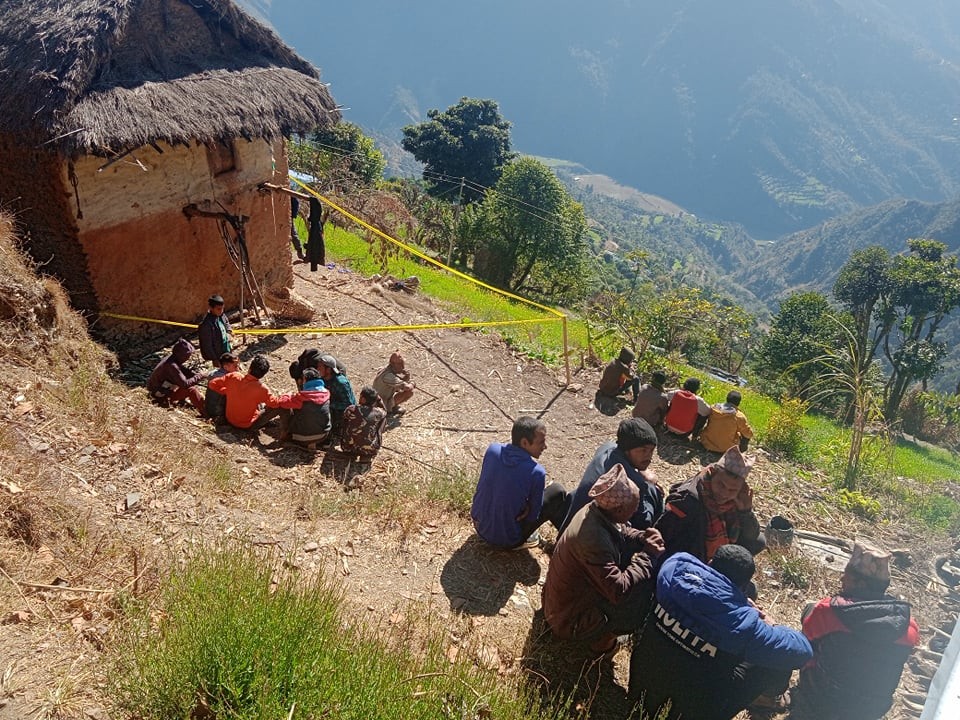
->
[620,377,641,400]
[718,664,792,718]
[518,482,572,540]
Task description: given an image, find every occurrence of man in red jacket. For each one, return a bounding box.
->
[663,377,711,439]
[793,541,919,720]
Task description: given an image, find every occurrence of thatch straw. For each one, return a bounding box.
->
[0,0,339,155]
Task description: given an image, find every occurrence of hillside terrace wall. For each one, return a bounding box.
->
[70,138,293,325]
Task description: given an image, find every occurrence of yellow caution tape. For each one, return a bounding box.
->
[100,312,197,329]
[290,177,566,319]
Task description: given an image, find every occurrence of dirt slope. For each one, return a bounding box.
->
[1,247,956,719]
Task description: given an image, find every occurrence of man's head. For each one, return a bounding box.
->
[617,347,635,366]
[726,390,742,407]
[318,354,340,379]
[710,544,756,594]
[707,446,755,505]
[589,463,640,523]
[359,385,380,406]
[682,377,701,393]
[651,369,667,389]
[208,294,225,316]
[219,352,239,372]
[249,354,270,379]
[616,417,658,471]
[841,541,891,599]
[511,416,547,459]
[389,352,405,371]
[301,367,321,384]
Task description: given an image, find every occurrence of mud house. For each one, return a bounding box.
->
[0,0,339,330]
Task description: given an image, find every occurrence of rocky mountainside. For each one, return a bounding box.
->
[253,0,960,238]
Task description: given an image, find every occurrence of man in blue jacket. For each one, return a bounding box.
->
[470,417,570,549]
[629,545,812,720]
[559,417,663,535]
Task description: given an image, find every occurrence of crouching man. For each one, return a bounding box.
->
[542,464,664,654]
[629,546,812,720]
[792,541,919,720]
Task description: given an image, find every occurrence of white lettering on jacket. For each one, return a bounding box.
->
[654,602,718,658]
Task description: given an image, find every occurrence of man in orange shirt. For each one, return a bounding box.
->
[207,354,282,430]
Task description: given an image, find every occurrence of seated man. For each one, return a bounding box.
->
[629,545,812,720]
[655,446,765,566]
[470,417,570,550]
[663,377,711,439]
[560,417,664,534]
[204,352,239,422]
[372,351,415,416]
[595,347,640,414]
[700,390,754,453]
[793,541,919,720]
[275,368,332,449]
[542,464,664,654]
[207,354,282,431]
[146,338,208,417]
[197,294,232,367]
[631,369,670,427]
[340,385,388,462]
[318,354,356,438]
[288,347,322,390]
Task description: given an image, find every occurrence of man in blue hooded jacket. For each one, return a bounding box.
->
[470,417,570,549]
[629,545,812,720]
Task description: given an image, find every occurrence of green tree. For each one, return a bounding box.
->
[833,239,960,421]
[882,240,960,419]
[401,98,514,203]
[288,122,385,193]
[753,291,838,397]
[471,157,589,300]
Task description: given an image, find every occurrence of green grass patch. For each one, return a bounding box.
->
[111,543,566,720]
[325,225,587,362]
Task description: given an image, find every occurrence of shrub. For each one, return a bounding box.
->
[762,397,808,458]
[835,488,883,520]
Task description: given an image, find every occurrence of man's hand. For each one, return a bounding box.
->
[735,484,754,512]
[640,528,665,556]
[748,598,775,625]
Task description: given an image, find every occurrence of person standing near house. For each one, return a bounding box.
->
[197,294,232,367]
[290,195,305,260]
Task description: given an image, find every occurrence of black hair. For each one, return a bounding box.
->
[512,416,545,446]
[249,354,271,379]
[726,390,742,406]
[710,544,756,590]
[360,385,380,404]
[651,369,667,386]
[683,377,701,393]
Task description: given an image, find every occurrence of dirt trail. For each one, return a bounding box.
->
[0,259,956,719]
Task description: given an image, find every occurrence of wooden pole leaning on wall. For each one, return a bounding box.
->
[562,315,571,386]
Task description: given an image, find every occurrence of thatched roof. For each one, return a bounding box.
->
[0,0,340,156]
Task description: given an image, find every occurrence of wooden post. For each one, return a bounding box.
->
[562,315,571,386]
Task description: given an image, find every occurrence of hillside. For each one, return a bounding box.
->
[736,195,960,391]
[0,215,956,718]
[255,0,960,237]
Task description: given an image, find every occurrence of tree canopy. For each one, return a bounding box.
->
[401,98,515,203]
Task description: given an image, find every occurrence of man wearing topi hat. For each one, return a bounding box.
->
[793,540,919,720]
[595,347,640,415]
[655,445,765,567]
[542,463,664,654]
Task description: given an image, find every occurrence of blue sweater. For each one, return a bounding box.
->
[470,443,546,547]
